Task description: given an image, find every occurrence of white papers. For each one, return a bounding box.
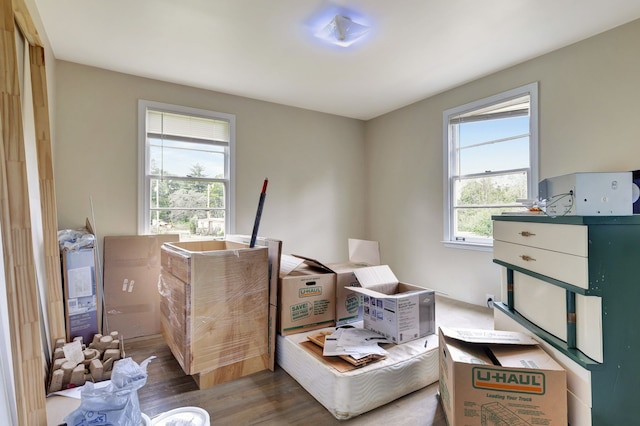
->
[62,340,85,366]
[67,266,93,298]
[48,380,111,399]
[323,328,390,359]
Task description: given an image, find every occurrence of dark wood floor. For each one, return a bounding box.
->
[127,296,493,425]
[129,334,446,425]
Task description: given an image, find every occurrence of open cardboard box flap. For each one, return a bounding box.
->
[283,239,380,279]
[440,326,538,346]
[438,326,567,425]
[347,238,380,265]
[291,254,334,273]
[279,254,333,277]
[440,327,564,371]
[349,265,403,296]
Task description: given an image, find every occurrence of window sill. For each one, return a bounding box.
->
[442,241,493,252]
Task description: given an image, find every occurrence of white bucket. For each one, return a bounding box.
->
[150,406,210,426]
[141,413,152,425]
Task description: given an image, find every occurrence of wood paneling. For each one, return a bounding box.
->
[2,0,58,424]
[0,0,47,423]
[12,0,42,46]
[29,44,65,345]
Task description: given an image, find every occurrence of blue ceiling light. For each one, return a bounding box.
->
[315,14,370,47]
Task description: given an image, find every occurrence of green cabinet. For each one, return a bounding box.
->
[492,215,640,426]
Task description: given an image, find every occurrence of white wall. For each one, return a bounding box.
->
[54,62,367,262]
[366,18,640,305]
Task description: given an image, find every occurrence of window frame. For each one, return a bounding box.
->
[442,82,539,250]
[138,100,236,236]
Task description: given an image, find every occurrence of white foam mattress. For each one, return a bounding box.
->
[276,326,440,420]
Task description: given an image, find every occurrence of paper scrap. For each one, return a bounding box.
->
[323,328,389,358]
[62,340,85,366]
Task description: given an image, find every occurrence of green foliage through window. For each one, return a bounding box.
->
[141,101,233,239]
[443,83,538,245]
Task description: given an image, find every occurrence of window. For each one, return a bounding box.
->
[443,83,538,249]
[138,100,235,238]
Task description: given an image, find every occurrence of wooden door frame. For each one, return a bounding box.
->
[1,0,63,424]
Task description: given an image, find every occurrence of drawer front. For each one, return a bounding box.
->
[511,272,603,363]
[514,271,567,341]
[158,270,191,374]
[494,220,587,257]
[576,294,603,363]
[161,245,191,284]
[494,240,589,289]
[494,309,593,408]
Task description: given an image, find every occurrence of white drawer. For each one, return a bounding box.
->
[511,272,603,363]
[494,240,589,289]
[494,309,593,408]
[576,294,603,363]
[494,220,587,257]
[514,272,567,341]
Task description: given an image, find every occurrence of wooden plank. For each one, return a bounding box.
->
[12,0,42,47]
[29,44,65,345]
[0,0,46,423]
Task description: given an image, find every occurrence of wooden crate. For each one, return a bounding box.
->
[159,240,269,388]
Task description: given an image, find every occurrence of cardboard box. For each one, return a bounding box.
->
[102,234,179,339]
[438,326,567,426]
[278,254,335,335]
[159,240,270,388]
[61,246,100,344]
[327,239,381,325]
[328,262,367,325]
[350,265,435,344]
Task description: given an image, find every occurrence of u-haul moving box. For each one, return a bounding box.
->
[327,239,381,325]
[350,265,435,344]
[279,254,335,335]
[438,327,567,426]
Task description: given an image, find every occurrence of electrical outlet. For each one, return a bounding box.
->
[486,294,495,309]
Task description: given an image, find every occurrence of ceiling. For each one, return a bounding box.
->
[33,0,640,120]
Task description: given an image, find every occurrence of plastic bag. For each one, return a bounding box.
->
[64,356,155,426]
[57,228,96,251]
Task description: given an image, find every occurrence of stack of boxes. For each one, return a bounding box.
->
[277,239,436,344]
